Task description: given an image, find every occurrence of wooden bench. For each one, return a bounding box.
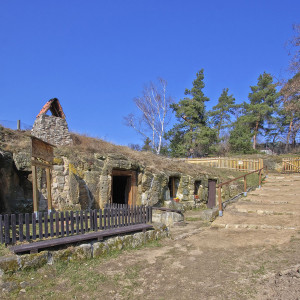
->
[10,223,153,254]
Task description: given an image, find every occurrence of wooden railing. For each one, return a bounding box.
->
[282,157,300,173]
[217,167,266,216]
[184,157,263,172]
[0,205,152,245]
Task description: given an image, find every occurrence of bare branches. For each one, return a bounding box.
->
[124,78,173,154]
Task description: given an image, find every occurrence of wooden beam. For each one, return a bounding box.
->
[46,168,52,213]
[32,165,38,216]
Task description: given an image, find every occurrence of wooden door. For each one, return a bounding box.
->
[207,180,216,208]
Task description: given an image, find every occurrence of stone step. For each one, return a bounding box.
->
[212,211,300,228]
[211,223,298,230]
[228,207,300,216]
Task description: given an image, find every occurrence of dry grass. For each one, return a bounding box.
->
[0,126,260,182]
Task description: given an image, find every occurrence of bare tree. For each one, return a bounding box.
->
[125,78,173,154]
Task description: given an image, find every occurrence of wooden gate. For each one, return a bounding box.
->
[208,180,216,209]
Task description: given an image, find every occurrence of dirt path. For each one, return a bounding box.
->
[2,174,300,299]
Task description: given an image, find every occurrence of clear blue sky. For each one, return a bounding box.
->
[0,0,299,145]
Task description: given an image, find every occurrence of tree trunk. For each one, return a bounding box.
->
[285,119,293,153]
[253,121,259,150]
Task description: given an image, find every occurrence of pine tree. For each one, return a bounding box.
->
[166,69,217,157]
[209,88,237,139]
[244,72,278,149]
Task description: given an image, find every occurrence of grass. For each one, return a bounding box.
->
[185,217,203,222]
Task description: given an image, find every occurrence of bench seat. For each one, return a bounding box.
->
[11,223,153,254]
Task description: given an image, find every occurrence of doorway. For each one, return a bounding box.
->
[111,170,137,205]
[207,180,216,208]
[168,177,180,199]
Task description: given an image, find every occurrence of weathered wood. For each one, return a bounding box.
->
[39,212,43,240]
[11,224,153,254]
[80,211,84,234]
[55,212,59,237]
[99,209,102,230]
[44,212,48,238]
[18,214,23,243]
[11,214,16,244]
[103,208,107,230]
[4,214,10,244]
[0,215,3,244]
[50,212,54,238]
[93,210,98,231]
[46,168,52,212]
[32,165,38,215]
[25,213,30,241]
[84,210,88,232]
[60,212,64,237]
[32,213,36,240]
[70,211,74,235]
[76,212,79,235]
[65,211,69,236]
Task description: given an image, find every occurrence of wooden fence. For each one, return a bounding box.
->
[0,205,152,245]
[183,157,263,172]
[282,157,300,173]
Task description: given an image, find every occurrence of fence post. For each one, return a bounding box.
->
[218,186,222,217]
[259,169,262,188]
[244,176,247,196]
[17,120,20,130]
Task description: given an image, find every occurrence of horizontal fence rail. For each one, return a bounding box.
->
[217,167,266,216]
[183,157,263,172]
[0,205,152,245]
[282,157,300,173]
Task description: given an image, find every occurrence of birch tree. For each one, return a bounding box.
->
[125,78,172,154]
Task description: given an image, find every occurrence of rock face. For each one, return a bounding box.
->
[31,114,72,146]
[0,151,32,213]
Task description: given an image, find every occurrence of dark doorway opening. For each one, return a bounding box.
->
[112,175,130,205]
[207,180,216,208]
[111,170,137,206]
[168,177,179,199]
[194,180,201,195]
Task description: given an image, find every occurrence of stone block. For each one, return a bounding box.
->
[72,244,92,260]
[19,251,48,270]
[0,255,19,275]
[93,242,109,258]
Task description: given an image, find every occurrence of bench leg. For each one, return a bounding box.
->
[30,249,38,254]
[97,236,104,242]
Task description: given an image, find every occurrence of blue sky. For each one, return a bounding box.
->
[0,0,299,145]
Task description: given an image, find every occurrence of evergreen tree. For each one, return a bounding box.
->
[229,116,253,153]
[166,69,217,157]
[209,88,237,139]
[244,72,278,149]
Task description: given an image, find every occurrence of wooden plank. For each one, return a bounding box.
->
[60,212,64,237]
[46,168,52,212]
[31,136,54,162]
[55,212,59,237]
[11,214,16,244]
[107,208,111,229]
[99,209,102,230]
[39,212,43,239]
[19,214,24,243]
[115,208,118,228]
[11,224,154,254]
[50,212,54,237]
[32,213,36,241]
[75,212,79,235]
[4,214,10,244]
[32,165,38,215]
[44,212,48,239]
[65,211,69,236]
[84,210,88,232]
[25,213,30,241]
[0,215,3,244]
[103,208,107,230]
[93,210,97,231]
[70,211,74,235]
[79,211,83,233]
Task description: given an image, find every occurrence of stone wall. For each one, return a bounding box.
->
[31,114,72,146]
[0,224,168,277]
